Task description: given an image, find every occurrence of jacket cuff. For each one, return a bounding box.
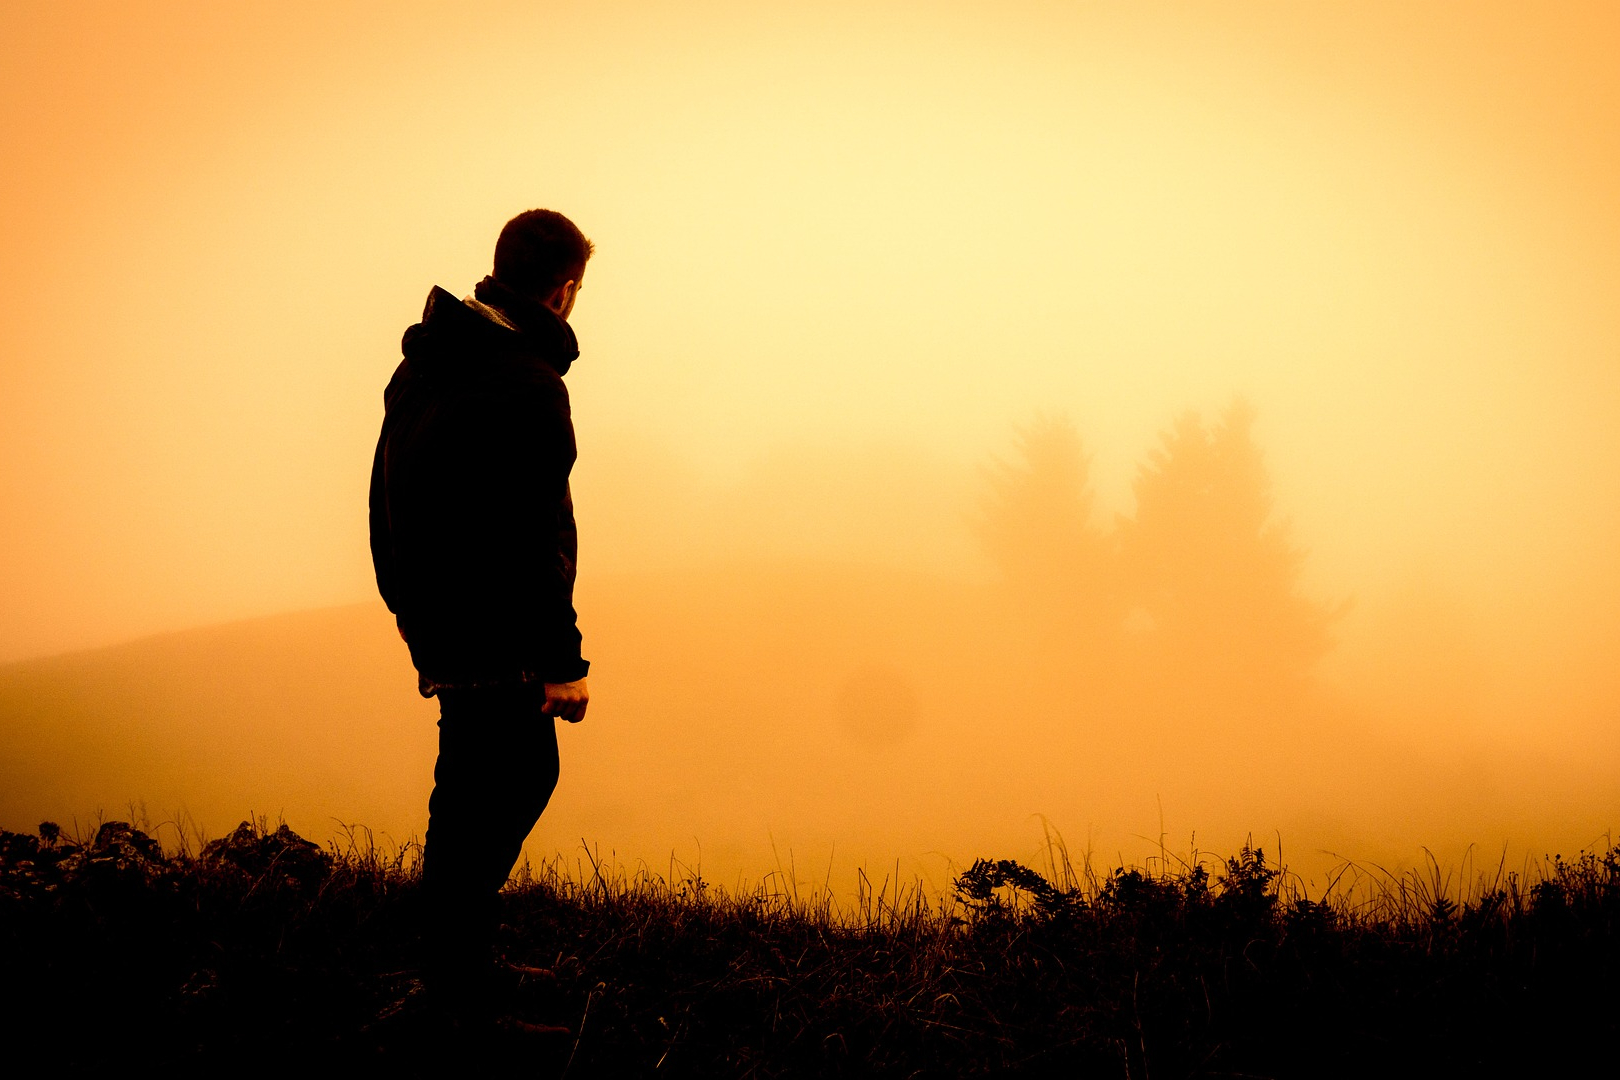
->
[542,656,590,684]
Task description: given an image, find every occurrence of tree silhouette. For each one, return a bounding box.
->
[973,414,1119,638]
[1117,399,1336,689]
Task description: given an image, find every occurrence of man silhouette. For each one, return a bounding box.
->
[369,209,593,1028]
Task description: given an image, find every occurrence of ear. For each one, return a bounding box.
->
[546,279,579,318]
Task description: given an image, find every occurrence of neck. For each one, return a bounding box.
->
[475,276,560,330]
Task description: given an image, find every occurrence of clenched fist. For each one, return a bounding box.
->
[543,678,589,724]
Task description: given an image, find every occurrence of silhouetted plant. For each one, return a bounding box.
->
[1216,844,1280,922]
[954,857,1069,918]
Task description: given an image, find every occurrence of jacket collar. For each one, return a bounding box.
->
[404,283,580,384]
[472,275,580,376]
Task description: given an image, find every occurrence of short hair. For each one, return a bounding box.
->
[492,209,594,297]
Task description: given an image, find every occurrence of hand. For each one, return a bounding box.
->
[542,677,589,724]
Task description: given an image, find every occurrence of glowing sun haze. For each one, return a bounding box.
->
[2,2,1617,881]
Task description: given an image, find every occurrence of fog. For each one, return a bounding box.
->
[3,2,1618,891]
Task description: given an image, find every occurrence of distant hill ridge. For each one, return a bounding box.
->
[0,564,992,890]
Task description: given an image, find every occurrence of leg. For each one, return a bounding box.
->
[420,682,559,1012]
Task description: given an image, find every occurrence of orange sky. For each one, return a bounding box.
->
[3,0,1619,889]
[0,3,1614,676]
[4,1,1617,663]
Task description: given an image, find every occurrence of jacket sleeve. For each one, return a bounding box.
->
[469,382,588,683]
[519,383,589,683]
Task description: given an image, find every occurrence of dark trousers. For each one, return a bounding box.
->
[420,682,559,1003]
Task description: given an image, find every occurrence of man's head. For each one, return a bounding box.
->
[492,209,593,319]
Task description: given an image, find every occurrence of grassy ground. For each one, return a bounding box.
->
[3,816,1617,1077]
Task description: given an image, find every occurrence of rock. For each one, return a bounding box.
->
[57,821,170,887]
[202,821,332,888]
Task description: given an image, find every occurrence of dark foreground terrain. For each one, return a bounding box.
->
[3,818,1618,1077]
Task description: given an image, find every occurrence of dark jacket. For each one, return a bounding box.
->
[369,281,589,691]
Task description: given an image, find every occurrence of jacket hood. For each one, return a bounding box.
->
[399,284,579,388]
